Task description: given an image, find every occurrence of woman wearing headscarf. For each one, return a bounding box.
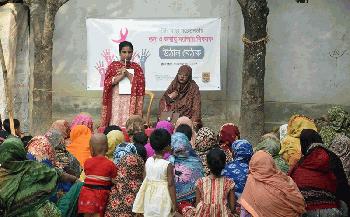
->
[290,129,350,217]
[66,125,92,168]
[194,127,218,175]
[71,113,94,133]
[125,115,145,142]
[27,136,79,201]
[169,132,204,207]
[319,106,350,146]
[104,154,144,217]
[280,115,317,167]
[100,41,145,128]
[45,129,82,177]
[329,134,350,185]
[222,139,253,199]
[0,138,64,216]
[175,116,196,145]
[219,123,240,163]
[254,136,289,173]
[106,130,125,159]
[158,65,202,130]
[145,120,173,159]
[238,151,306,217]
[112,142,138,165]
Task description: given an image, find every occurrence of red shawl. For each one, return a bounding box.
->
[101,61,145,128]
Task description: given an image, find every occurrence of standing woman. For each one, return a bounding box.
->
[101,41,145,128]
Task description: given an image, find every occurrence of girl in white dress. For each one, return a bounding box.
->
[133,128,176,217]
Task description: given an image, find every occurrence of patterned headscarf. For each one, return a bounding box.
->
[320,106,350,146]
[175,116,195,145]
[194,127,217,175]
[51,120,70,139]
[71,113,94,133]
[329,134,350,185]
[280,115,317,167]
[125,115,145,137]
[219,123,240,162]
[255,138,289,173]
[169,132,204,202]
[156,120,174,134]
[222,139,253,199]
[106,130,125,159]
[27,136,57,167]
[113,142,137,165]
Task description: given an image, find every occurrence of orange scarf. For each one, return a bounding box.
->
[239,151,306,217]
[66,125,92,168]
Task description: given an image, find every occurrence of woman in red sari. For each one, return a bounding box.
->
[101,41,145,128]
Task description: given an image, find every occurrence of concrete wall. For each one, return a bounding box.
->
[52,0,350,132]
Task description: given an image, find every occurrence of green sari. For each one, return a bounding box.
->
[255,138,289,173]
[0,138,61,217]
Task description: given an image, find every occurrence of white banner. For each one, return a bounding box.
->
[87,18,221,91]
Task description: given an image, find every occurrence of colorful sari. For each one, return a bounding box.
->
[193,127,218,175]
[280,115,317,167]
[101,61,145,128]
[26,136,57,168]
[145,120,173,159]
[112,142,138,165]
[105,154,144,217]
[238,151,306,217]
[175,116,196,145]
[219,123,240,163]
[0,138,61,217]
[169,132,204,202]
[45,129,81,177]
[222,139,253,199]
[158,65,201,128]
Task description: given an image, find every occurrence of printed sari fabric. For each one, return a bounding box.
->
[112,142,138,165]
[194,127,218,175]
[105,154,144,217]
[45,129,81,177]
[319,106,350,146]
[222,139,253,199]
[71,113,94,133]
[169,132,204,202]
[329,134,350,185]
[0,138,60,217]
[101,61,145,128]
[26,136,57,167]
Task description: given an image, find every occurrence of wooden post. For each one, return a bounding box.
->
[0,38,15,135]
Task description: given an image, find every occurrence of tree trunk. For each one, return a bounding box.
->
[24,0,69,135]
[237,0,269,145]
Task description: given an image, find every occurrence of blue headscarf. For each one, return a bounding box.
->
[113,142,137,165]
[169,132,204,202]
[222,139,253,199]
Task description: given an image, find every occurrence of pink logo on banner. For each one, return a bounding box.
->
[112,28,128,43]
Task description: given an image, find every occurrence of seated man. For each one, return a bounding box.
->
[158,65,202,130]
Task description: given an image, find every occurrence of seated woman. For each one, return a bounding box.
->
[0,138,78,216]
[290,129,350,216]
[158,65,202,130]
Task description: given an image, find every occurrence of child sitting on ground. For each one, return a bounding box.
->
[181,148,236,217]
[78,133,117,217]
[133,128,177,216]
